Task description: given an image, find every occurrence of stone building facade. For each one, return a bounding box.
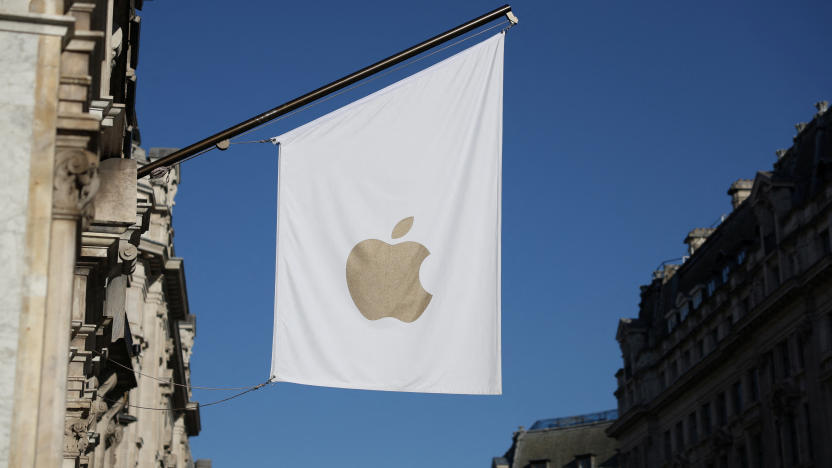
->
[493,410,620,468]
[608,102,832,467]
[0,0,203,466]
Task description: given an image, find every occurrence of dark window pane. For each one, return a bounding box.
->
[717,392,727,426]
[752,433,763,468]
[702,403,712,435]
[676,421,684,452]
[788,417,798,465]
[733,381,743,414]
[749,368,759,402]
[688,412,698,445]
[779,341,791,378]
[738,444,749,468]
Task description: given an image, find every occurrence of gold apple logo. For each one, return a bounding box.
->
[346,216,433,323]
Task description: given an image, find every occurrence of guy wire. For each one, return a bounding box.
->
[100,380,275,412]
[92,350,263,391]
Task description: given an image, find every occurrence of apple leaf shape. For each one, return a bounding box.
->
[391,216,414,239]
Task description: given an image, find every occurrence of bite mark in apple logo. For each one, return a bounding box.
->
[345,216,433,323]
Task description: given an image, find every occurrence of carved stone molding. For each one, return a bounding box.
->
[64,417,95,457]
[53,147,99,223]
[118,242,138,274]
[63,370,118,459]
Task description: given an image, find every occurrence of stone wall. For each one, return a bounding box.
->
[0,1,205,466]
[0,27,39,468]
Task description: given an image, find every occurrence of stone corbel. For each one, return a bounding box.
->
[64,418,93,458]
[64,371,117,458]
[53,147,100,225]
[79,231,121,266]
[102,399,126,449]
[162,446,176,467]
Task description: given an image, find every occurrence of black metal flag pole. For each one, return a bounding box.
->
[137,4,516,179]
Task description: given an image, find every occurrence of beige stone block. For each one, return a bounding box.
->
[90,158,136,228]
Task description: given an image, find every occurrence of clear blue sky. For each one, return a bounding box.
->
[136,1,831,465]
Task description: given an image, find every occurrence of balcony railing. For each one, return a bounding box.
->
[529,409,618,430]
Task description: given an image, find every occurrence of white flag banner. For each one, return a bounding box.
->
[270,33,503,394]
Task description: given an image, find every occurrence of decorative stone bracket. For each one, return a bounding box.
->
[54,147,99,223]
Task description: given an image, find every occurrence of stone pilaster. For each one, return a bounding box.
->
[35,0,104,462]
[1,5,75,466]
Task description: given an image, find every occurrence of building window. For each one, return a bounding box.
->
[733,381,743,415]
[819,228,831,255]
[529,460,549,468]
[659,370,666,391]
[764,232,776,254]
[827,314,832,351]
[722,264,731,284]
[788,417,799,465]
[752,433,763,468]
[707,279,716,296]
[664,430,672,461]
[574,455,592,468]
[805,403,814,461]
[680,303,690,321]
[710,328,719,350]
[797,340,806,370]
[669,360,678,381]
[697,339,705,359]
[737,250,747,265]
[763,351,775,386]
[717,392,727,426]
[675,421,684,453]
[790,253,800,277]
[722,319,732,339]
[768,264,780,291]
[683,349,691,370]
[688,412,698,445]
[701,403,712,435]
[776,420,785,466]
[749,368,759,403]
[779,340,791,378]
[667,312,679,333]
[692,290,703,310]
[737,443,749,468]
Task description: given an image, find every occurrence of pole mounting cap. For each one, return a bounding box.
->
[216,139,231,151]
[506,11,519,25]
